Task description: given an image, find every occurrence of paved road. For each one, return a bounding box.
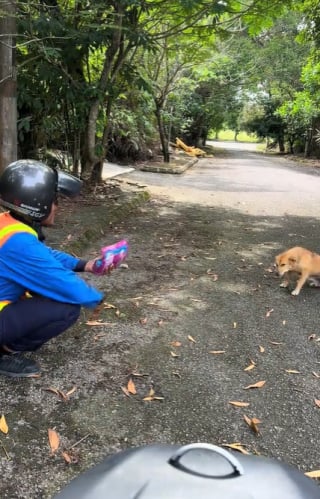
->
[122,140,320,217]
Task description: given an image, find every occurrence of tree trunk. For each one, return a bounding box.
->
[155,105,169,163]
[0,1,17,172]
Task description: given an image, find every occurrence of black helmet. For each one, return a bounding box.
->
[0,159,82,221]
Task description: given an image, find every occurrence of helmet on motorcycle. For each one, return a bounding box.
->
[0,159,82,221]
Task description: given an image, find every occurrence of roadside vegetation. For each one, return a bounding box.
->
[1,0,320,182]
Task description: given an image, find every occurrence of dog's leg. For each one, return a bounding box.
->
[279,273,290,288]
[292,271,309,295]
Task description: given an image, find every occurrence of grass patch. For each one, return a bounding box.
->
[211,129,262,143]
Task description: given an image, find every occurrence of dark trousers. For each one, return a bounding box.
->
[0,297,81,352]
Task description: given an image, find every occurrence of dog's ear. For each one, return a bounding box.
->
[288,257,296,263]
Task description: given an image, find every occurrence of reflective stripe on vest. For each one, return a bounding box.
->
[0,213,37,311]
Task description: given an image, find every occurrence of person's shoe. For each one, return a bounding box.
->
[0,354,40,378]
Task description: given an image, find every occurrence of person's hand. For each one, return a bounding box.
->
[84,259,114,274]
[84,259,96,273]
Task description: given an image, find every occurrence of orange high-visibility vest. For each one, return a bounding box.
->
[0,212,37,311]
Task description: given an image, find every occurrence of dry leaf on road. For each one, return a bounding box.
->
[0,414,8,434]
[265,308,274,318]
[48,428,60,454]
[170,351,179,358]
[187,335,196,343]
[229,401,250,407]
[244,360,256,371]
[285,370,300,374]
[259,345,265,353]
[61,451,72,464]
[314,399,320,408]
[305,470,320,478]
[85,320,113,326]
[170,341,182,347]
[244,380,266,389]
[121,386,131,397]
[127,378,137,395]
[243,415,261,435]
[222,442,249,455]
[143,388,164,402]
[103,303,116,309]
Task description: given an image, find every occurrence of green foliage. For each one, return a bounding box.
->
[11,0,320,175]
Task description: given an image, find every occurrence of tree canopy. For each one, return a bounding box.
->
[1,0,320,179]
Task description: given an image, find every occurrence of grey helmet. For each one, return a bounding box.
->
[0,159,82,221]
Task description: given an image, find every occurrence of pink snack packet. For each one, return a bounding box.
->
[92,240,129,274]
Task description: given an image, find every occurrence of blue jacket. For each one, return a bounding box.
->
[0,213,103,308]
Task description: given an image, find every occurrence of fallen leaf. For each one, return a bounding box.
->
[222,442,249,455]
[265,308,274,318]
[209,350,225,354]
[86,320,113,326]
[308,334,316,341]
[251,417,262,424]
[244,361,256,371]
[285,370,300,374]
[187,335,196,343]
[172,371,181,378]
[121,386,131,397]
[131,371,149,377]
[244,380,266,389]
[270,341,283,345]
[259,345,265,353]
[170,351,179,358]
[170,341,182,347]
[243,414,261,434]
[143,387,163,402]
[312,372,320,378]
[314,399,320,408]
[62,451,72,464]
[57,390,68,401]
[48,428,60,454]
[43,387,68,401]
[44,387,60,397]
[127,378,137,395]
[66,387,77,397]
[305,470,320,478]
[103,303,116,309]
[0,415,8,434]
[139,317,147,325]
[229,401,250,407]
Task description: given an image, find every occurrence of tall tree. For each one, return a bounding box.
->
[0,0,17,171]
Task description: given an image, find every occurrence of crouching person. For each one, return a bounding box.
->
[0,160,105,378]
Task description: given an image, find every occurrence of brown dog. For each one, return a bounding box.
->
[275,246,320,295]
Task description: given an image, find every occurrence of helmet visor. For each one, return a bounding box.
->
[56,170,83,197]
